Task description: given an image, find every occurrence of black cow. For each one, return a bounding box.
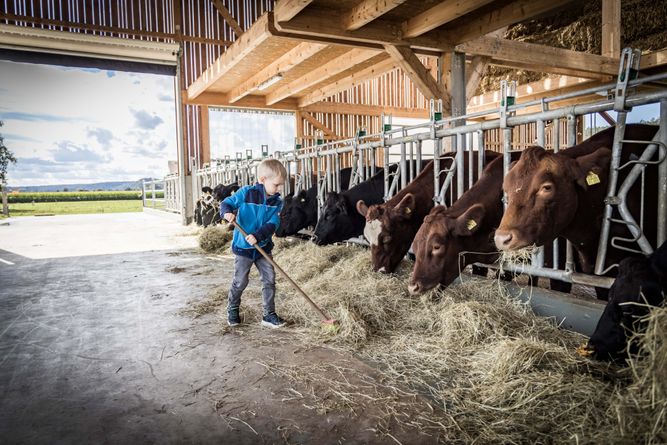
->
[195,186,215,226]
[586,240,667,361]
[276,167,354,237]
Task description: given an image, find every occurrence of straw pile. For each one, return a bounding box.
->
[198,224,233,253]
[195,238,665,442]
[479,0,667,95]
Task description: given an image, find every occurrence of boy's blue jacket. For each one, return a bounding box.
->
[219,183,282,259]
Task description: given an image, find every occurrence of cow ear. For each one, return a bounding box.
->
[356,200,369,217]
[394,193,416,218]
[573,146,612,189]
[453,204,485,236]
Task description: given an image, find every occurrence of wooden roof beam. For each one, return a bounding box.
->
[265,48,380,105]
[187,14,272,101]
[465,55,490,103]
[384,44,450,108]
[301,112,342,140]
[402,0,496,38]
[228,42,327,103]
[342,0,408,31]
[489,59,612,81]
[184,91,298,110]
[442,0,576,44]
[274,6,453,53]
[458,36,619,76]
[211,0,244,37]
[298,56,395,107]
[302,102,429,119]
[274,0,314,22]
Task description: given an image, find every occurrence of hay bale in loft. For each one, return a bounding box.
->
[478,0,667,95]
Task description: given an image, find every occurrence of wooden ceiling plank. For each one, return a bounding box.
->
[443,0,576,44]
[274,0,314,22]
[641,48,667,69]
[274,6,454,52]
[384,44,449,108]
[265,48,380,105]
[458,36,619,76]
[489,59,612,80]
[187,14,272,100]
[228,42,327,103]
[184,91,299,110]
[402,0,496,38]
[211,0,244,37]
[342,0,408,31]
[298,56,396,107]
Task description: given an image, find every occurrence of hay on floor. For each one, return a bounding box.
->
[198,224,233,253]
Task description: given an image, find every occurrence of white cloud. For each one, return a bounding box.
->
[1,60,177,186]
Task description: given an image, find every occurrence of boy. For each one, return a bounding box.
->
[220,159,287,328]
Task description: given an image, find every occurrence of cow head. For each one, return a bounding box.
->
[313,192,358,245]
[212,183,240,202]
[587,256,665,361]
[494,146,611,251]
[408,204,487,294]
[276,190,312,237]
[357,193,418,273]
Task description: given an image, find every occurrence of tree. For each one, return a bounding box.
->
[0,121,17,216]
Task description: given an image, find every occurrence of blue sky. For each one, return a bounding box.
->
[0,60,176,186]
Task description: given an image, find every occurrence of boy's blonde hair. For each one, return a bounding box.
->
[257,158,287,180]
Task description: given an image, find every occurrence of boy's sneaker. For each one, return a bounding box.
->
[261,312,286,329]
[227,307,241,326]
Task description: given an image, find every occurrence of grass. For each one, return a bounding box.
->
[6,199,142,217]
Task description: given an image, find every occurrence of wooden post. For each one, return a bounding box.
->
[601,0,621,58]
[199,106,210,166]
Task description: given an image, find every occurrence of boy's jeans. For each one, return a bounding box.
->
[228,254,277,315]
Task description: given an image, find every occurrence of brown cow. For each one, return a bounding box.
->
[408,154,515,293]
[494,124,660,284]
[356,150,501,273]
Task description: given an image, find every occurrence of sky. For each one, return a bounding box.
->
[0,60,177,187]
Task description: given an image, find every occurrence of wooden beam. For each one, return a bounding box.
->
[211,0,244,37]
[641,48,667,69]
[457,36,619,76]
[465,55,490,103]
[342,0,408,31]
[598,111,616,125]
[228,42,327,103]
[442,0,576,44]
[296,111,304,140]
[187,14,272,100]
[601,0,621,58]
[274,6,454,53]
[301,112,342,140]
[184,91,299,111]
[489,58,612,81]
[402,0,496,38]
[274,0,314,22]
[265,48,380,105]
[298,57,396,107]
[199,106,211,166]
[384,44,449,104]
[302,102,429,119]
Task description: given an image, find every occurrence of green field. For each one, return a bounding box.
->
[6,200,143,217]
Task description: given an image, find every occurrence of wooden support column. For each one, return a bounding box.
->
[199,106,210,166]
[295,111,304,142]
[601,0,621,58]
[465,55,489,104]
[451,51,466,124]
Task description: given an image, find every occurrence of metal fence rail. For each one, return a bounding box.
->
[142,175,180,213]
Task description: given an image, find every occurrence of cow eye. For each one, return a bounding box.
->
[538,183,554,195]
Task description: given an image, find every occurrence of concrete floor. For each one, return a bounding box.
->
[0,212,436,444]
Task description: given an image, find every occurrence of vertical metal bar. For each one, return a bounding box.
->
[477,130,485,179]
[409,141,415,182]
[536,119,545,146]
[384,141,390,200]
[468,133,473,187]
[567,114,577,148]
[456,133,464,198]
[503,128,512,210]
[416,139,422,172]
[553,118,561,153]
[658,99,667,246]
[400,135,407,189]
[433,138,441,204]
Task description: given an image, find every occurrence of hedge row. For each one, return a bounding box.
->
[8,191,164,203]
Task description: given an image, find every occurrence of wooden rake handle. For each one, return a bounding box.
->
[231,220,334,323]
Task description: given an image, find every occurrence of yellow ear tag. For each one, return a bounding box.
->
[586,171,600,186]
[300,198,306,202]
[405,207,412,215]
[467,219,477,230]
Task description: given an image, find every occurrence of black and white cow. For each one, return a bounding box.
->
[195,186,215,226]
[585,240,667,361]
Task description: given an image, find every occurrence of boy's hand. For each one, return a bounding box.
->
[223,212,235,223]
[245,234,257,246]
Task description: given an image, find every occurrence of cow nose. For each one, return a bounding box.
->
[494,231,514,250]
[377,266,387,274]
[408,282,421,295]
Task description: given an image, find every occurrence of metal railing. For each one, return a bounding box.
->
[142,175,180,213]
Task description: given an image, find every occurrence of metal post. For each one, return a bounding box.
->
[400,133,407,189]
[567,114,577,147]
[409,141,415,182]
[477,130,485,179]
[456,133,464,198]
[416,139,422,172]
[659,100,667,246]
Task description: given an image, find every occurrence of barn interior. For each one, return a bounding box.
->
[1,0,667,443]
